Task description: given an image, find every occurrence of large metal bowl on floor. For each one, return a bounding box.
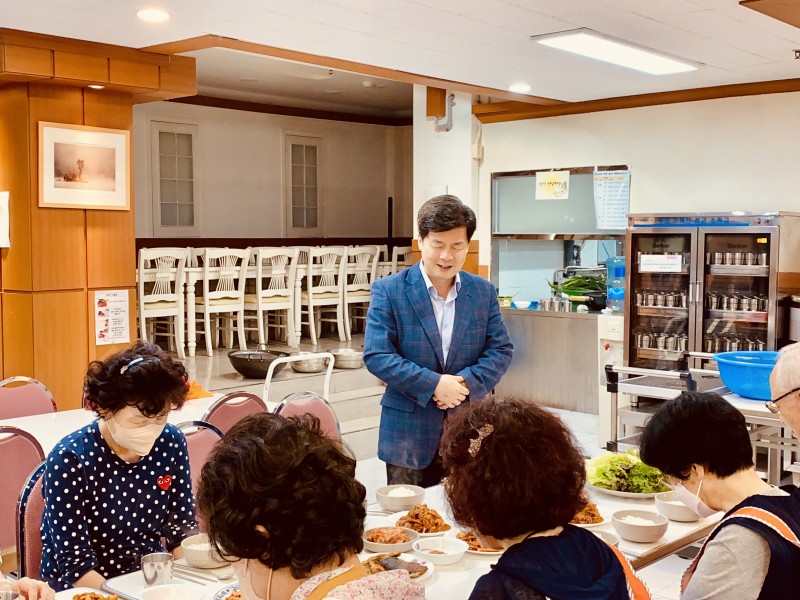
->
[290,352,327,373]
[228,349,291,379]
[331,349,364,369]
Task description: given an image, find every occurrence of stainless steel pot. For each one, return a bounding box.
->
[290,352,327,373]
[331,349,364,369]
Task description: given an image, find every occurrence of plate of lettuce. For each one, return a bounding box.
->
[585,450,669,498]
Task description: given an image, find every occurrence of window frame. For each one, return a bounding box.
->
[150,120,202,237]
[284,134,322,237]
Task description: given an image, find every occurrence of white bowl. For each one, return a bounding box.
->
[363,527,419,553]
[612,510,668,543]
[375,485,425,512]
[655,491,701,522]
[180,533,229,569]
[592,530,620,547]
[140,584,193,600]
[412,537,468,565]
[513,300,531,309]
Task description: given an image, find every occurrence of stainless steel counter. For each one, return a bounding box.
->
[497,308,599,413]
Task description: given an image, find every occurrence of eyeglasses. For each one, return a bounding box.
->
[765,386,800,414]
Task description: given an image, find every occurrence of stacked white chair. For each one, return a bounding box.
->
[244,247,299,348]
[137,247,188,359]
[390,245,414,275]
[300,246,347,344]
[343,245,380,340]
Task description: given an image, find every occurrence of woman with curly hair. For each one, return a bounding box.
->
[39,341,197,591]
[441,397,650,600]
[197,412,424,600]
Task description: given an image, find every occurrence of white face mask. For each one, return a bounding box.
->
[672,479,718,518]
[232,559,270,600]
[106,407,166,457]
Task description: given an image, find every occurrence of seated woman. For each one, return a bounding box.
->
[640,391,799,600]
[197,413,425,600]
[39,342,197,591]
[440,396,650,600]
[0,576,54,599]
[769,341,800,437]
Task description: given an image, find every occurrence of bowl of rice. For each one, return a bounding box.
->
[376,485,425,512]
[655,491,701,522]
[612,510,668,543]
[181,532,229,569]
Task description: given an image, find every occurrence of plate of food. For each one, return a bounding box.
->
[585,450,669,499]
[56,590,115,600]
[455,531,504,555]
[362,552,434,583]
[389,504,452,537]
[570,501,605,528]
[213,584,240,600]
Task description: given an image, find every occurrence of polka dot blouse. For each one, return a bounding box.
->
[39,421,198,591]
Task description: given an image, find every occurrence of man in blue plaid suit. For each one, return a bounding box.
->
[364,195,513,486]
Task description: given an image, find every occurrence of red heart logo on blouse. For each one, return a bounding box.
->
[157,475,172,490]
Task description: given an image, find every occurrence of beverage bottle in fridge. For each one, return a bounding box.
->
[606,256,626,312]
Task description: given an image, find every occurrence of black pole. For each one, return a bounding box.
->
[387,196,394,252]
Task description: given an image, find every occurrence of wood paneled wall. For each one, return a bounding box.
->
[0,30,193,410]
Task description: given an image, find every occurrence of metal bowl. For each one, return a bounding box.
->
[228,350,290,379]
[290,352,327,373]
[331,349,364,369]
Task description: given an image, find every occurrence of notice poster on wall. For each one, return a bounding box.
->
[0,192,9,247]
[535,170,570,200]
[593,169,630,229]
[94,290,130,345]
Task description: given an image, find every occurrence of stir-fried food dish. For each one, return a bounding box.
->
[366,526,412,544]
[395,504,451,534]
[223,592,242,600]
[570,501,604,525]
[72,594,119,600]
[362,552,429,579]
[456,531,503,553]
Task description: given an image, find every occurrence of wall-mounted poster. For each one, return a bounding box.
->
[0,191,9,247]
[94,290,130,346]
[535,170,569,200]
[39,122,130,210]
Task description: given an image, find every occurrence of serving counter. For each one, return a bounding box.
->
[496,308,600,413]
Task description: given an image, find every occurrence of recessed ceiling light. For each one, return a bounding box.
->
[88,85,105,90]
[239,77,258,83]
[534,30,697,75]
[137,8,170,23]
[508,83,531,94]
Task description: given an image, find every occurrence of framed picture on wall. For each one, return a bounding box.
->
[38,122,130,210]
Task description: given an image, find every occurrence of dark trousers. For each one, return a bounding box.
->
[386,455,445,488]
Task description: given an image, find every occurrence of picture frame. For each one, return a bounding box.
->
[38,122,130,210]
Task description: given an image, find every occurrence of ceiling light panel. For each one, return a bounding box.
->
[137,8,170,23]
[535,30,698,75]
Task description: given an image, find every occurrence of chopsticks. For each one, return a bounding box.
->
[172,566,219,583]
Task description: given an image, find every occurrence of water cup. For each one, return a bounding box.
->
[0,592,21,600]
[142,552,174,587]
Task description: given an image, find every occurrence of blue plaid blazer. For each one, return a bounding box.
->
[363,263,513,469]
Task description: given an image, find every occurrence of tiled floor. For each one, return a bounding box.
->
[183,331,684,600]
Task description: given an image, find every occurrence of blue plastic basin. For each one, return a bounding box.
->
[714,351,778,400]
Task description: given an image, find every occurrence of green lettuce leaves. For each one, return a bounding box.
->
[586,450,669,494]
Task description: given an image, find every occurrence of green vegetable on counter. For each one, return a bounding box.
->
[586,449,670,494]
[546,275,606,294]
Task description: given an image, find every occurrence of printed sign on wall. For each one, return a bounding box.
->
[95,290,130,345]
[535,171,570,200]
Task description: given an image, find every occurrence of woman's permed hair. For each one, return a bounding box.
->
[440,397,586,540]
[197,412,366,579]
[83,340,187,417]
[639,392,753,480]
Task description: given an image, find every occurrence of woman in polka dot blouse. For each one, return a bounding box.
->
[39,342,198,592]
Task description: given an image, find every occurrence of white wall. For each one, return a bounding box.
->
[412,85,477,236]
[479,91,800,264]
[133,101,412,238]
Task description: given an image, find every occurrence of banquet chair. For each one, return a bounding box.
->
[342,245,380,340]
[390,245,414,275]
[201,391,267,435]
[1,427,44,559]
[177,421,223,497]
[0,376,56,419]
[274,391,341,441]
[16,461,46,578]
[300,246,347,345]
[195,247,250,356]
[137,247,188,359]
[244,247,299,348]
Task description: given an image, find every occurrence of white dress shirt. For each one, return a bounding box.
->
[420,262,461,364]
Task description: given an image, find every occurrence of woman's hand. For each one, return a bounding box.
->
[12,577,56,600]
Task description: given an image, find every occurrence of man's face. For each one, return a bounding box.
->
[418,227,469,287]
[770,369,800,438]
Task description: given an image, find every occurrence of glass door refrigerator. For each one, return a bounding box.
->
[624,213,800,370]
